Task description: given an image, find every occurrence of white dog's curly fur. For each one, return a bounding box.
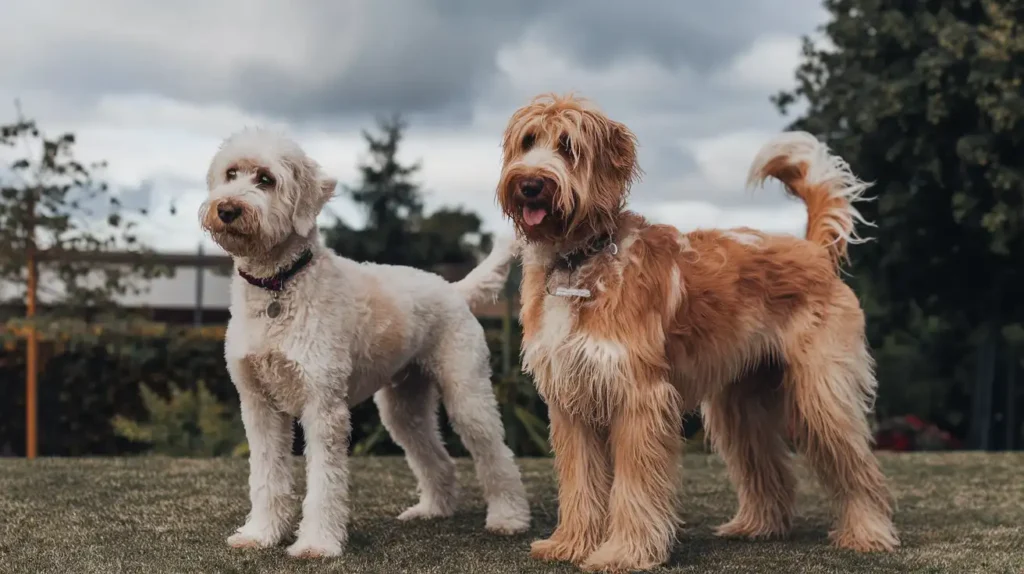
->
[199,128,531,559]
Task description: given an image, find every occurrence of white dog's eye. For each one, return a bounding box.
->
[257,173,276,188]
[226,168,237,180]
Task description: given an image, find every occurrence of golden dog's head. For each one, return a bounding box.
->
[496,93,641,245]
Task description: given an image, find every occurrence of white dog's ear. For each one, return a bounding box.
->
[321,177,338,197]
[292,175,337,237]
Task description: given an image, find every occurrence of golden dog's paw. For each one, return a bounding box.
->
[714,516,789,540]
[579,540,668,573]
[829,525,900,553]
[529,537,593,563]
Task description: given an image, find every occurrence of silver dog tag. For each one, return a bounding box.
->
[553,287,592,298]
[266,300,282,318]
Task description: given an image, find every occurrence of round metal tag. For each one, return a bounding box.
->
[266,300,282,318]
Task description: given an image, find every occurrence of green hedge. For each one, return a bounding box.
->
[0,320,552,458]
[3,318,972,458]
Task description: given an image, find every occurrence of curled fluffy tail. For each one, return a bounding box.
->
[452,235,519,307]
[746,131,874,267]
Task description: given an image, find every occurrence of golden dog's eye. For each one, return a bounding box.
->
[558,134,573,156]
[226,168,237,180]
[521,133,535,150]
[257,172,275,188]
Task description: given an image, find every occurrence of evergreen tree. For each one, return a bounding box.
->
[323,114,490,269]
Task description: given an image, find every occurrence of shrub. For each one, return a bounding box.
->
[0,323,232,456]
[112,381,248,457]
[0,318,551,457]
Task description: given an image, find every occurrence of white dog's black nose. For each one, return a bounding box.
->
[217,204,242,224]
[519,178,545,198]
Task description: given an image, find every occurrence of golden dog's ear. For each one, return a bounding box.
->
[607,120,641,190]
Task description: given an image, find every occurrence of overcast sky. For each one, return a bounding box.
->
[0,0,829,254]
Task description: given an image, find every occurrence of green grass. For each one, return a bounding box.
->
[1,453,1022,573]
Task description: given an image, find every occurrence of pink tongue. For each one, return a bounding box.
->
[523,206,547,226]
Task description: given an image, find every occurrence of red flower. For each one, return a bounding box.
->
[875,430,912,451]
[873,433,890,449]
[874,430,908,451]
[903,414,925,430]
[890,433,911,451]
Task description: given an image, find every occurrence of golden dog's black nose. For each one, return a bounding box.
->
[519,178,545,198]
[217,204,242,223]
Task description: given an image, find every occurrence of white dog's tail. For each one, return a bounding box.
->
[453,236,518,307]
[746,131,875,268]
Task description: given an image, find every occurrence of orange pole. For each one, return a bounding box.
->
[25,194,38,460]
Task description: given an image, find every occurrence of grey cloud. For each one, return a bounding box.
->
[3,0,546,125]
[2,0,823,125]
[535,3,739,73]
[1,0,827,224]
[226,2,537,122]
[530,0,826,73]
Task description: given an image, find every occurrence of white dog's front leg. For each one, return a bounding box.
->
[228,386,295,549]
[287,387,351,559]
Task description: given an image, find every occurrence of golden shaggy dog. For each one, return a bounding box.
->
[496,93,898,572]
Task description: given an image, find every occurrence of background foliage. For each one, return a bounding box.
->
[111,381,248,458]
[0,111,170,314]
[774,0,1023,449]
[0,321,550,457]
[5,0,1024,456]
[323,115,495,267]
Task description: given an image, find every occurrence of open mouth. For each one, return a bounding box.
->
[522,204,548,227]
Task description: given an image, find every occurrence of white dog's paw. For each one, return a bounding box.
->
[484,497,531,535]
[286,536,344,559]
[226,523,286,549]
[397,501,455,521]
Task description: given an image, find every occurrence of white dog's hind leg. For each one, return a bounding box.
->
[227,371,295,549]
[287,388,352,559]
[428,331,531,535]
[375,367,458,520]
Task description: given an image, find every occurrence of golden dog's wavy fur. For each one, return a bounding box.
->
[497,93,897,572]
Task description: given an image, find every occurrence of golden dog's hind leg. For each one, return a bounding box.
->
[580,381,683,572]
[703,366,796,540]
[530,406,612,564]
[786,336,899,553]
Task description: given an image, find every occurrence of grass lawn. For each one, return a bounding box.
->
[0,453,1021,573]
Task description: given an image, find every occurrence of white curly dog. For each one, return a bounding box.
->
[199,128,531,558]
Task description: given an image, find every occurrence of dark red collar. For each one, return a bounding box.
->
[238,249,314,292]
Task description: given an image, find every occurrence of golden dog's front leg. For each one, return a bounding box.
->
[531,405,611,564]
[581,381,684,572]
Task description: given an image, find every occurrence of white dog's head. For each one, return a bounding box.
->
[199,129,337,257]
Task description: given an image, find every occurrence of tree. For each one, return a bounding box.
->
[0,110,167,314]
[775,0,1024,447]
[323,114,491,268]
[1,106,167,458]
